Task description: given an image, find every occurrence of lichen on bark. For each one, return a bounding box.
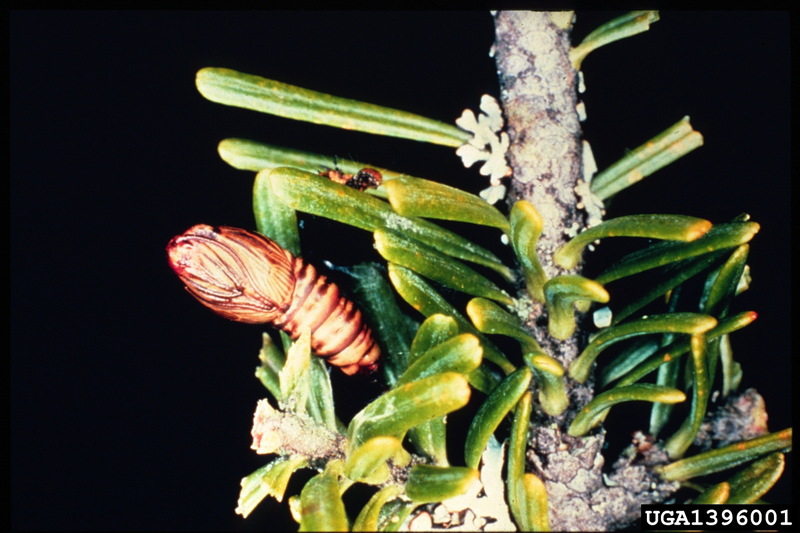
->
[492,11,588,370]
[492,11,679,530]
[489,11,782,531]
[493,12,584,277]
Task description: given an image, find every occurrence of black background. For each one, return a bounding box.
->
[11,11,791,531]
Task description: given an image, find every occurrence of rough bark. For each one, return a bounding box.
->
[492,12,586,371]
[491,11,779,531]
[493,11,584,269]
[492,12,679,531]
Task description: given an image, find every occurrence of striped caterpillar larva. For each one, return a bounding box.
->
[166,224,380,375]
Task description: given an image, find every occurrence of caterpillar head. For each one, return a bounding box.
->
[167,224,295,324]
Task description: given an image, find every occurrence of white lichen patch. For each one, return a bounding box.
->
[593,306,613,328]
[407,510,433,531]
[548,11,575,30]
[582,140,598,183]
[565,220,581,238]
[434,437,516,531]
[576,100,587,122]
[412,437,516,531]
[479,184,507,205]
[509,291,536,325]
[576,141,604,230]
[456,95,513,205]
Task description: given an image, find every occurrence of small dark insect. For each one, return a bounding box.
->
[167,224,380,375]
[319,167,383,191]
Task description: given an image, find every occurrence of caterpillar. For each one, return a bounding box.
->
[167,224,380,375]
[319,167,383,191]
